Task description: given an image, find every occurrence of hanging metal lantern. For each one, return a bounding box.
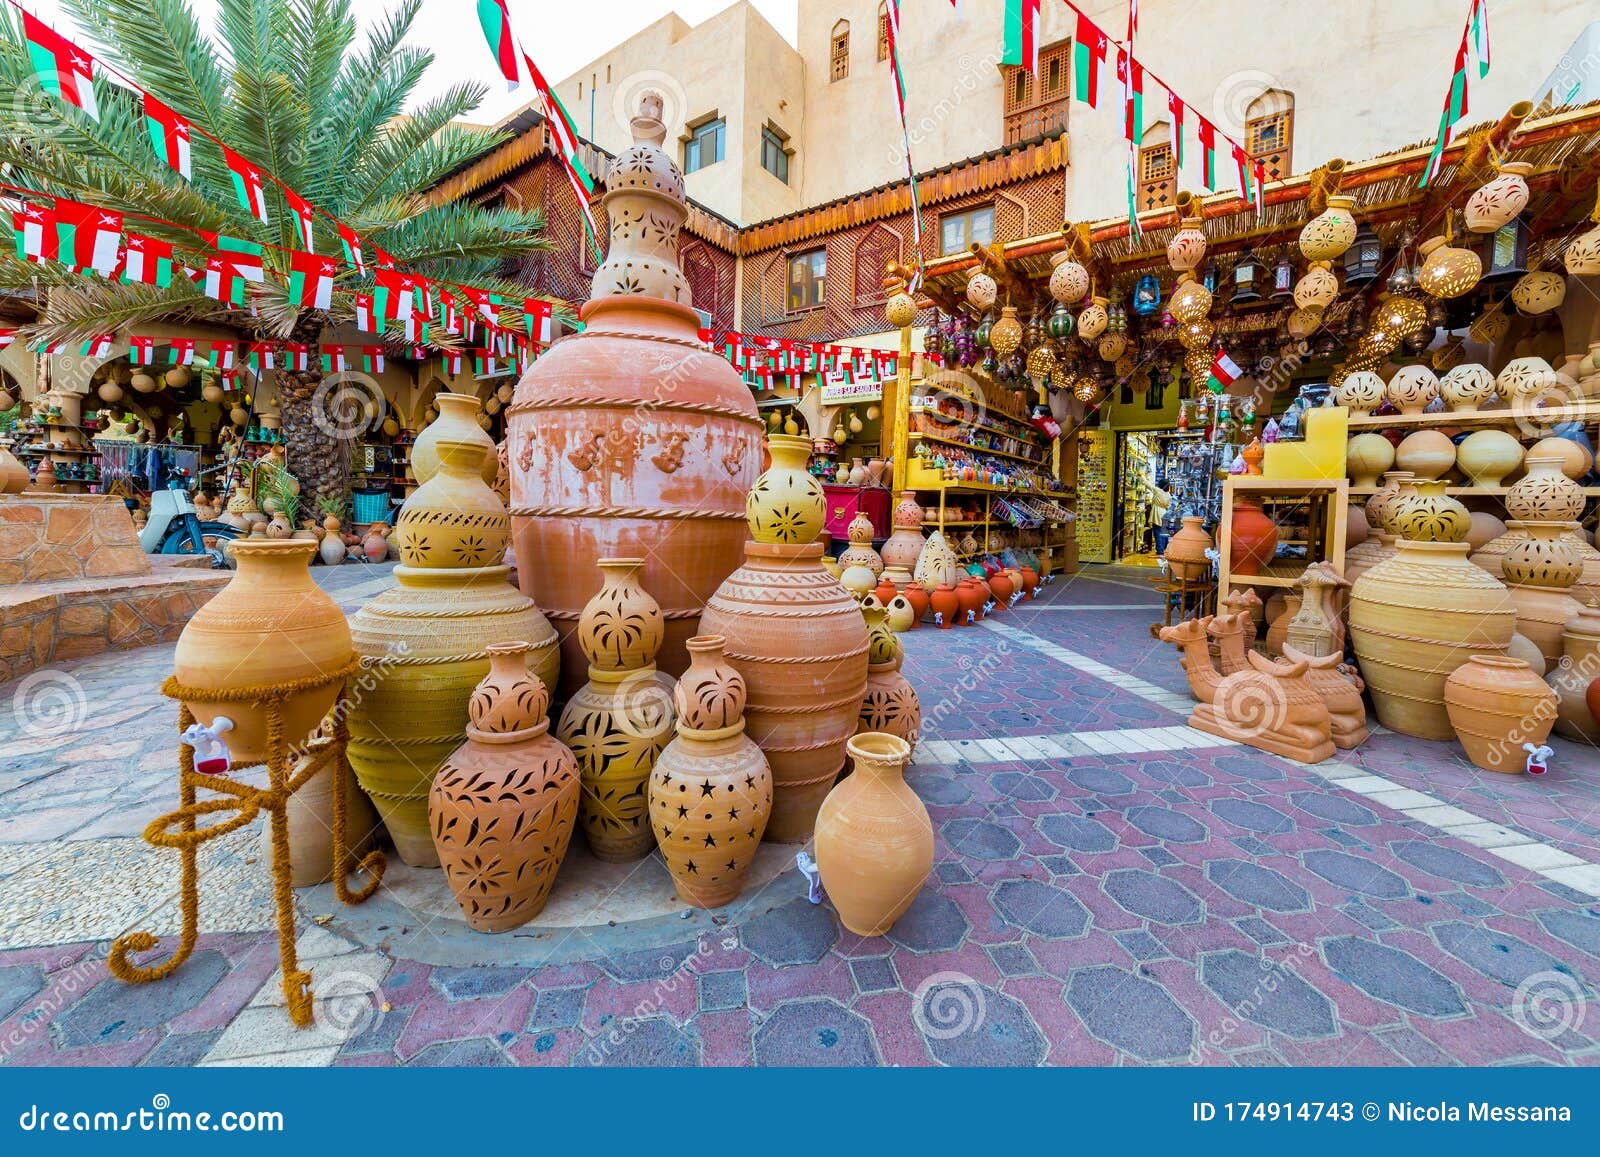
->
[1342,222,1382,285]
[1048,252,1090,304]
[965,267,998,310]
[1046,303,1075,341]
[1230,255,1267,304]
[1168,274,1212,324]
[975,313,994,349]
[989,304,1023,358]
[1072,373,1101,404]
[1271,252,1295,299]
[1077,296,1109,341]
[1132,273,1162,316]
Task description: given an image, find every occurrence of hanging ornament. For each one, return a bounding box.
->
[1417,232,1483,299]
[1072,374,1101,405]
[164,366,192,388]
[130,372,157,393]
[1177,318,1215,351]
[1469,299,1511,345]
[974,312,994,350]
[866,404,880,421]
[1293,260,1339,310]
[886,285,917,328]
[768,410,782,429]
[1286,307,1324,339]
[1046,303,1076,341]
[848,411,863,434]
[97,381,123,404]
[965,267,998,311]
[1097,332,1128,362]
[1167,215,1207,272]
[1511,269,1566,316]
[1299,194,1359,260]
[1184,348,1212,388]
[989,304,1023,358]
[1026,343,1058,383]
[1048,251,1090,305]
[1077,296,1109,342]
[1464,161,1533,233]
[1167,273,1212,324]
[832,417,846,442]
[1114,352,1138,378]
[1373,294,1427,343]
[201,383,224,403]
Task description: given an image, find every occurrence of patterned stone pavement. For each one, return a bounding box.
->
[1,562,1598,1067]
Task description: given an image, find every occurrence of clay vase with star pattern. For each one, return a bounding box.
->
[857,597,921,750]
[430,642,580,930]
[647,635,773,907]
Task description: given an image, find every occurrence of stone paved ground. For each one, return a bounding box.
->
[1,562,1598,1067]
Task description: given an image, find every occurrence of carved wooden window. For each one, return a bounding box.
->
[1138,136,1176,213]
[877,5,889,62]
[1246,91,1294,183]
[830,21,850,82]
[854,225,899,303]
[1002,39,1071,145]
[787,247,826,312]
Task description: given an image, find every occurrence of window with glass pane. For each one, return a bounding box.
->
[787,248,826,312]
[939,206,995,255]
[761,127,789,183]
[684,118,724,174]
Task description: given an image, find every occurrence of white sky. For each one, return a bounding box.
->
[26,0,799,125]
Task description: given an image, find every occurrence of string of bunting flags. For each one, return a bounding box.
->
[697,330,928,390]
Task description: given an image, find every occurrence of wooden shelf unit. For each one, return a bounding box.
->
[1218,477,1349,604]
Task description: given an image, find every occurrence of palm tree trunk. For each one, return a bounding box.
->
[273,314,350,509]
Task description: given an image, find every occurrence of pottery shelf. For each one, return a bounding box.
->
[1348,484,1600,497]
[1345,400,1600,431]
[1218,476,1349,604]
[22,445,97,456]
[909,430,1046,467]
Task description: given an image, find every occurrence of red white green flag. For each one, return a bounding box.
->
[13,198,123,275]
[288,251,337,310]
[442,351,463,376]
[130,336,156,364]
[476,0,519,87]
[22,13,99,121]
[285,191,315,249]
[214,235,264,283]
[354,293,376,333]
[283,343,310,372]
[473,350,500,376]
[523,298,553,344]
[1206,350,1242,393]
[12,205,47,264]
[360,346,385,374]
[337,223,365,273]
[143,94,191,180]
[122,233,174,287]
[1167,90,1185,170]
[222,146,269,224]
[208,341,236,371]
[321,345,348,374]
[201,254,247,306]
[883,1,924,275]
[522,51,601,259]
[374,269,416,323]
[169,338,196,365]
[1072,11,1114,109]
[1197,117,1218,190]
[1467,0,1490,78]
[79,334,113,358]
[461,286,502,327]
[246,342,275,371]
[1000,0,1041,74]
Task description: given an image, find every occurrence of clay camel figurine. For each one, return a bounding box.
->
[1282,643,1370,748]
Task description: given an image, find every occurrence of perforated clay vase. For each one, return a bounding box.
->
[647,635,773,908]
[556,559,676,861]
[880,490,927,570]
[412,392,498,485]
[814,732,932,937]
[857,596,921,750]
[430,642,580,930]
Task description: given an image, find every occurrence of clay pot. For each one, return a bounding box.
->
[1438,364,1497,412]
[913,530,959,592]
[930,582,959,628]
[1507,455,1586,522]
[362,525,390,561]
[815,733,932,937]
[278,753,378,888]
[902,582,930,625]
[648,636,773,907]
[1349,540,1517,739]
[1502,521,1582,588]
[987,570,1014,606]
[1365,471,1414,536]
[1265,594,1302,656]
[1527,435,1593,482]
[1470,525,1529,580]
[885,595,916,632]
[1466,511,1506,551]
[1166,216,1207,271]
[1389,479,1470,543]
[1347,502,1370,547]
[1445,655,1557,773]
[1394,429,1455,480]
[1560,525,1600,608]
[1346,433,1396,486]
[430,642,581,930]
[1019,566,1039,599]
[1332,370,1386,415]
[750,434,826,545]
[1387,364,1439,415]
[1464,162,1533,232]
[1505,582,1585,670]
[857,602,921,750]
[510,101,761,692]
[1163,516,1212,580]
[838,512,883,576]
[955,577,984,625]
[394,439,509,568]
[1455,430,1523,487]
[1548,608,1600,741]
[698,541,868,842]
[412,392,498,485]
[874,575,899,606]
[318,527,347,566]
[557,558,676,862]
[881,490,926,569]
[1498,356,1564,408]
[1229,497,1278,576]
[1299,195,1358,260]
[173,539,352,765]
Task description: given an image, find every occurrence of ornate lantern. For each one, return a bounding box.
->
[1417,233,1483,299]
[975,312,994,349]
[1177,318,1215,350]
[1230,255,1267,304]
[1168,273,1212,324]
[1285,307,1323,339]
[1511,269,1566,316]
[886,284,917,327]
[1464,161,1533,232]
[1167,216,1208,271]
[1300,194,1358,260]
[1271,252,1295,299]
[1077,296,1109,341]
[1133,273,1162,316]
[1098,332,1128,362]
[1293,260,1339,310]
[1048,252,1090,305]
[1342,222,1382,285]
[965,267,998,311]
[1072,373,1101,405]
[989,304,1023,358]
[1046,303,1075,341]
[1468,299,1510,345]
[1026,342,1058,383]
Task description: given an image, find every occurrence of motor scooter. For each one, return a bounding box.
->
[137,467,238,568]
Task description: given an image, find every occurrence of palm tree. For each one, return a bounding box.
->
[0,0,551,503]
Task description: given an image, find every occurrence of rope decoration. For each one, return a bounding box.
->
[108,658,384,1029]
[509,504,746,521]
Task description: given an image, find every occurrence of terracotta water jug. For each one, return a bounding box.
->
[1444,655,1557,774]
[430,642,580,930]
[858,600,921,750]
[1163,516,1212,581]
[955,578,983,625]
[815,733,932,936]
[1549,608,1600,741]
[929,582,959,628]
[509,94,762,691]
[362,524,389,561]
[903,582,930,625]
[173,539,350,765]
[1349,540,1516,739]
[648,635,773,907]
[412,392,497,485]
[393,439,510,567]
[557,559,676,861]
[988,570,1014,606]
[1229,497,1278,576]
[880,490,926,569]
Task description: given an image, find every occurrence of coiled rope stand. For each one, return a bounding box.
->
[107,658,386,1028]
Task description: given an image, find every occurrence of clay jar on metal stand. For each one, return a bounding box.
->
[647,635,773,907]
[430,642,580,930]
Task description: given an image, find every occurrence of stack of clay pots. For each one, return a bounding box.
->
[508,92,762,692]
[699,433,869,842]
[857,596,921,750]
[348,432,560,866]
[430,642,580,930]
[880,491,927,571]
[556,558,676,861]
[647,635,773,907]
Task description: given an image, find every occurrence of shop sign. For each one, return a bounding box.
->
[820,372,882,405]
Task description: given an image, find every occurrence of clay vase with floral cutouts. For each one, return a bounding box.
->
[815,732,932,937]
[509,93,763,691]
[1507,456,1586,523]
[1389,479,1470,543]
[1387,365,1440,415]
[647,635,773,908]
[880,490,926,570]
[556,558,676,861]
[430,642,580,930]
[1501,522,1585,668]
[1444,655,1556,774]
[838,511,884,577]
[857,600,921,750]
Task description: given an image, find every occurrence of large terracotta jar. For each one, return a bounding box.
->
[1444,655,1557,774]
[348,441,559,867]
[556,559,676,861]
[1389,479,1470,543]
[1561,525,1600,608]
[954,577,983,625]
[699,457,869,843]
[815,732,932,937]
[1349,540,1516,739]
[173,538,350,765]
[1164,516,1212,581]
[508,93,762,692]
[411,392,497,485]
[857,599,921,750]
[1507,455,1586,523]
[880,490,926,570]
[1548,608,1600,741]
[749,434,826,544]
[430,642,580,930]
[1343,531,1397,589]
[647,635,773,907]
[1229,497,1278,576]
